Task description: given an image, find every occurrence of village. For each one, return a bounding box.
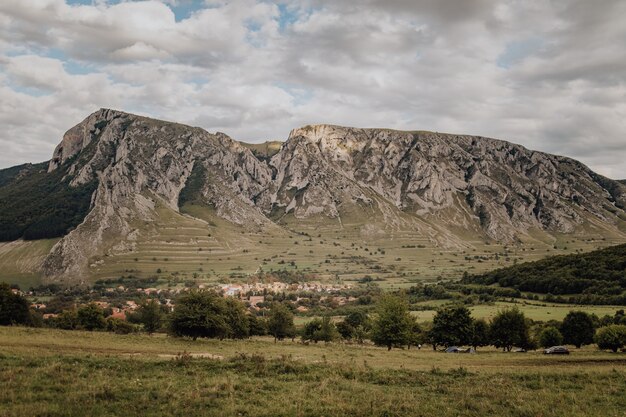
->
[18,280,359,321]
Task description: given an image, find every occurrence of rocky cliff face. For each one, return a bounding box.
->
[25,110,626,282]
[263,125,626,241]
[42,109,272,284]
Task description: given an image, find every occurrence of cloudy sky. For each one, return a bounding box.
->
[1,0,625,177]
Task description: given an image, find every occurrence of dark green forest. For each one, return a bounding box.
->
[0,161,97,241]
[463,244,626,304]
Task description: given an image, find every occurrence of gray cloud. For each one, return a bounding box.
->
[0,0,624,179]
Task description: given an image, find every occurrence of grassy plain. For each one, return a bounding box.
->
[1,327,625,417]
[410,300,626,322]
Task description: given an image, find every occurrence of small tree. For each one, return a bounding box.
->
[137,300,163,334]
[595,325,626,352]
[267,303,296,342]
[561,311,595,348]
[55,309,79,330]
[248,314,267,336]
[429,305,473,349]
[337,311,371,343]
[303,316,338,343]
[77,303,106,331]
[371,294,412,350]
[539,326,563,348]
[470,319,490,350]
[224,298,249,339]
[0,283,30,326]
[489,307,531,352]
[407,319,423,349]
[169,291,229,340]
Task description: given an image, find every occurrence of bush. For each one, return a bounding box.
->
[0,283,30,326]
[539,326,564,348]
[77,303,106,331]
[302,316,338,343]
[595,325,626,352]
[106,317,137,334]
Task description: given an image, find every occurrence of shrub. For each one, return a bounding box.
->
[539,326,564,348]
[77,303,106,331]
[106,317,137,334]
[0,283,30,326]
[595,325,626,352]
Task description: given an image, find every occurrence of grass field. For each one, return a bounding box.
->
[1,327,625,416]
[410,300,626,322]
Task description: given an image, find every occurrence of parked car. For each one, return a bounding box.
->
[444,346,475,354]
[543,346,570,355]
[513,348,527,353]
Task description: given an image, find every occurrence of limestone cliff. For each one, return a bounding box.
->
[11,110,623,283]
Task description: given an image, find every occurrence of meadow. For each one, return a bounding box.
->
[1,327,625,417]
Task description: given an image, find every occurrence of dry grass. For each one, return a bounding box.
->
[1,327,625,417]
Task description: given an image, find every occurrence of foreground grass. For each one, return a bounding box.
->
[1,327,626,417]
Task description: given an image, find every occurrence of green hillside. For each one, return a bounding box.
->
[463,244,626,303]
[0,161,96,241]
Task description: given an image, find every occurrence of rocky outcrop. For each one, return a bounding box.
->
[262,125,626,241]
[42,109,272,283]
[36,111,626,282]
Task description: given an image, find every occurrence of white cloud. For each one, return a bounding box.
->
[0,0,624,178]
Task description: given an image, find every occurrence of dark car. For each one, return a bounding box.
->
[543,346,570,355]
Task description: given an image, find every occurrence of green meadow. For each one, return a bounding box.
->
[1,327,625,417]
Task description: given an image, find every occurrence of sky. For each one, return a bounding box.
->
[0,0,625,178]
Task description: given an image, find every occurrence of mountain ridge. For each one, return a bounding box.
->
[1,108,625,285]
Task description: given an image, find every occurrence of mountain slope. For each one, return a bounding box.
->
[462,243,626,303]
[1,109,625,285]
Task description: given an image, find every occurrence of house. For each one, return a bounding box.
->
[248,295,265,307]
[110,311,127,321]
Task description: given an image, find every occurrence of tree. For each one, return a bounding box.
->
[248,314,267,336]
[406,319,423,349]
[76,303,106,331]
[137,300,163,334]
[489,307,531,352]
[371,295,412,350]
[303,316,338,343]
[224,298,249,339]
[470,319,490,350]
[561,311,595,348]
[55,309,79,330]
[539,326,563,348]
[169,291,229,340]
[337,311,371,343]
[267,303,296,342]
[106,317,137,334]
[429,305,473,349]
[0,283,30,326]
[595,325,626,352]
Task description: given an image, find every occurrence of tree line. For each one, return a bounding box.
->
[2,284,626,352]
[463,243,626,305]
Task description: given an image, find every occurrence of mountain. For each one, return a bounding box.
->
[1,109,625,286]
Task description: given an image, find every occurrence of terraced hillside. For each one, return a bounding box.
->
[1,109,625,287]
